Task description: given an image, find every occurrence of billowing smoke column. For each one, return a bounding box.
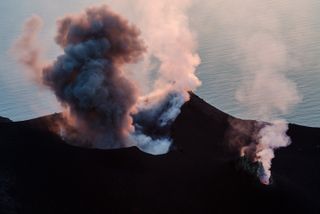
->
[42,6,145,149]
[212,1,304,184]
[13,4,201,154]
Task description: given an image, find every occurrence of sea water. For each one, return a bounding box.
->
[0,0,319,127]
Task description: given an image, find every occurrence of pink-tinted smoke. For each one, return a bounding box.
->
[13,3,202,154]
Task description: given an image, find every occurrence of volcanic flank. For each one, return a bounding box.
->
[0,93,320,214]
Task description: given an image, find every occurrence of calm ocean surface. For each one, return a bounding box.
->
[0,1,319,127]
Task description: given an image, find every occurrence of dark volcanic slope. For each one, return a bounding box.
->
[0,116,11,123]
[0,93,319,214]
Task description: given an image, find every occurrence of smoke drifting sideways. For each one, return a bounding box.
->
[13,5,201,155]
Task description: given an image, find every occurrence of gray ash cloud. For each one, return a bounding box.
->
[42,6,145,148]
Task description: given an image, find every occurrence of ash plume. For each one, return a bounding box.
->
[41,5,146,149]
[13,3,201,153]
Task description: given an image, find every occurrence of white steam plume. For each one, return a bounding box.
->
[110,0,202,153]
[103,0,202,153]
[105,0,201,95]
[211,1,307,184]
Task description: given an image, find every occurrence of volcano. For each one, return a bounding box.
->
[0,93,319,214]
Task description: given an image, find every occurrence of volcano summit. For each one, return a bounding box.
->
[0,93,319,214]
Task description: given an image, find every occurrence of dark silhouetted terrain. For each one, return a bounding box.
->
[0,93,319,214]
